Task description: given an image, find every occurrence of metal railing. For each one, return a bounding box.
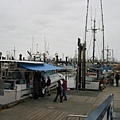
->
[85,94,114,120]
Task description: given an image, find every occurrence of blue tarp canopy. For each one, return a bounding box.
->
[17,62,64,71]
[100,66,112,71]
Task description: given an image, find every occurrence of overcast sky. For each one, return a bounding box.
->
[0,0,120,61]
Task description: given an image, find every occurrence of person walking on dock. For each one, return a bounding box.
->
[109,72,114,86]
[53,80,63,102]
[46,76,51,96]
[115,71,119,87]
[62,78,67,100]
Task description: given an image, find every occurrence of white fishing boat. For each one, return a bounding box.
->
[65,66,77,72]
[0,60,63,105]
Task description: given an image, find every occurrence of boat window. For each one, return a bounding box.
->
[11,69,22,79]
[4,81,14,90]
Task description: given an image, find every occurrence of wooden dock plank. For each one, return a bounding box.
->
[0,86,120,120]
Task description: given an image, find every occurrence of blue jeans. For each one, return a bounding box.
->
[63,90,67,100]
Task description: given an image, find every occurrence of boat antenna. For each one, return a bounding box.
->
[32,36,34,54]
[36,43,38,53]
[44,36,46,54]
[13,46,17,59]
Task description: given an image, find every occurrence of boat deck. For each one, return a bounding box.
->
[0,86,120,120]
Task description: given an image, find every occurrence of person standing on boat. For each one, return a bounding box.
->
[53,80,63,102]
[62,78,67,100]
[46,76,51,96]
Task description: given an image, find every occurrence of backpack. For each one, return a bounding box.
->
[57,83,63,91]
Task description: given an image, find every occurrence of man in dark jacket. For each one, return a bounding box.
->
[53,80,63,102]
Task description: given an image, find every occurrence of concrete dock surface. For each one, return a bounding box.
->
[0,86,120,120]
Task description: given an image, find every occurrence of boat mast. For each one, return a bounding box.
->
[85,0,89,44]
[100,0,105,62]
[92,19,97,62]
[86,0,104,62]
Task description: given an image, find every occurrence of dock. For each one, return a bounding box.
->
[0,86,120,120]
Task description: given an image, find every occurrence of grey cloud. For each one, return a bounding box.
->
[0,0,120,60]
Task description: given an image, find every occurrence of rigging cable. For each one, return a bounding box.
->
[96,32,102,59]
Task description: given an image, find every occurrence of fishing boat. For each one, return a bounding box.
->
[0,60,63,105]
[83,0,106,90]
